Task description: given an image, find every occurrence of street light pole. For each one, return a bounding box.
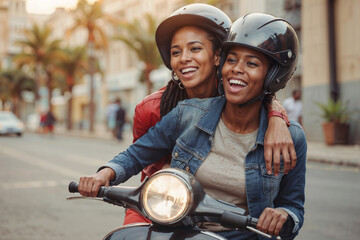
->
[88,41,95,133]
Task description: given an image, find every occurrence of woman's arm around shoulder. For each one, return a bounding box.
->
[264,99,297,176]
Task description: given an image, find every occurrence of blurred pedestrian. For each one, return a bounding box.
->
[283,89,302,125]
[115,98,126,141]
[39,112,47,133]
[44,109,56,134]
[106,98,120,138]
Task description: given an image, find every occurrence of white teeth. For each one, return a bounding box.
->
[181,67,197,74]
[229,79,247,86]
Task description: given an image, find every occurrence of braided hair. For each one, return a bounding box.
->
[160,80,188,117]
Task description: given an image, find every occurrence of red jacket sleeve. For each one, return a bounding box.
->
[132,87,171,181]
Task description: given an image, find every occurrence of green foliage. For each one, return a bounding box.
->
[55,46,87,86]
[113,13,162,93]
[315,99,351,123]
[13,23,63,103]
[14,23,62,66]
[67,0,117,50]
[0,69,35,102]
[114,13,162,69]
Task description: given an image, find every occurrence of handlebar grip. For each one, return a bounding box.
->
[68,181,106,198]
[220,211,257,229]
[68,181,79,193]
[249,217,258,229]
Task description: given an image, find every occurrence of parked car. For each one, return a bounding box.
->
[0,111,25,136]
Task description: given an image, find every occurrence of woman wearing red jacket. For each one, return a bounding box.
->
[125,3,295,224]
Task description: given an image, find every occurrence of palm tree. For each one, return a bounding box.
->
[114,13,162,95]
[0,69,35,116]
[56,46,87,130]
[13,23,62,107]
[66,0,116,132]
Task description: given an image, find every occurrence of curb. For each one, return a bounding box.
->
[306,156,360,168]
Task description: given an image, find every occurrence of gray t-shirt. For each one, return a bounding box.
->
[195,117,258,232]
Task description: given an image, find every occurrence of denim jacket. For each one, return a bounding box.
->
[102,96,307,240]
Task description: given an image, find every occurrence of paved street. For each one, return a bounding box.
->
[0,133,138,240]
[0,133,359,240]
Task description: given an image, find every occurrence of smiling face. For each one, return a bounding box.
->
[221,45,270,105]
[170,26,219,98]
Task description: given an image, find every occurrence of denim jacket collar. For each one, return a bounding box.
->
[196,96,268,147]
[196,96,226,136]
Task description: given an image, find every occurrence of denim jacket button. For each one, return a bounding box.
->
[185,166,190,172]
[174,152,179,158]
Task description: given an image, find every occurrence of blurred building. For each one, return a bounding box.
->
[0,0,8,70]
[0,0,29,69]
[301,0,360,144]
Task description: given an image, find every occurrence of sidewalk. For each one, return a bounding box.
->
[306,141,360,167]
[52,124,360,168]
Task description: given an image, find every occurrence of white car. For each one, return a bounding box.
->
[0,111,25,136]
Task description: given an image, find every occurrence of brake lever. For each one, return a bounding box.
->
[66,195,125,208]
[66,196,104,201]
[246,226,281,239]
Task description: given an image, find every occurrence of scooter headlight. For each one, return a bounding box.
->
[141,172,191,224]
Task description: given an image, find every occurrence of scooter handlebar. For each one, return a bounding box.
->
[68,181,79,193]
[220,210,257,229]
[68,181,106,198]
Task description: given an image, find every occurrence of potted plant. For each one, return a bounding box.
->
[316,99,350,145]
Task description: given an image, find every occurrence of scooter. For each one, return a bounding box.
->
[68,168,280,240]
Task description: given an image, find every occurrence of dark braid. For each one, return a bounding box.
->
[160,80,188,117]
[263,92,275,106]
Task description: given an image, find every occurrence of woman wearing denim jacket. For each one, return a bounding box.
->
[78,13,306,240]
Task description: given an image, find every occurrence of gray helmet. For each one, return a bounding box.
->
[220,13,300,94]
[156,3,232,70]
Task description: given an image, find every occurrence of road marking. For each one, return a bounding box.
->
[1,180,69,190]
[0,145,86,178]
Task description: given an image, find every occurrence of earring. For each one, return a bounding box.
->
[171,70,185,89]
[171,70,179,81]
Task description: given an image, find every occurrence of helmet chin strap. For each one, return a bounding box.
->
[237,90,267,108]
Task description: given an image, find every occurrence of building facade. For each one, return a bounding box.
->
[301,0,360,144]
[0,0,9,70]
[0,0,29,69]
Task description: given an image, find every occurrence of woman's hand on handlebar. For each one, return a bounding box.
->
[78,168,115,197]
[256,207,288,237]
